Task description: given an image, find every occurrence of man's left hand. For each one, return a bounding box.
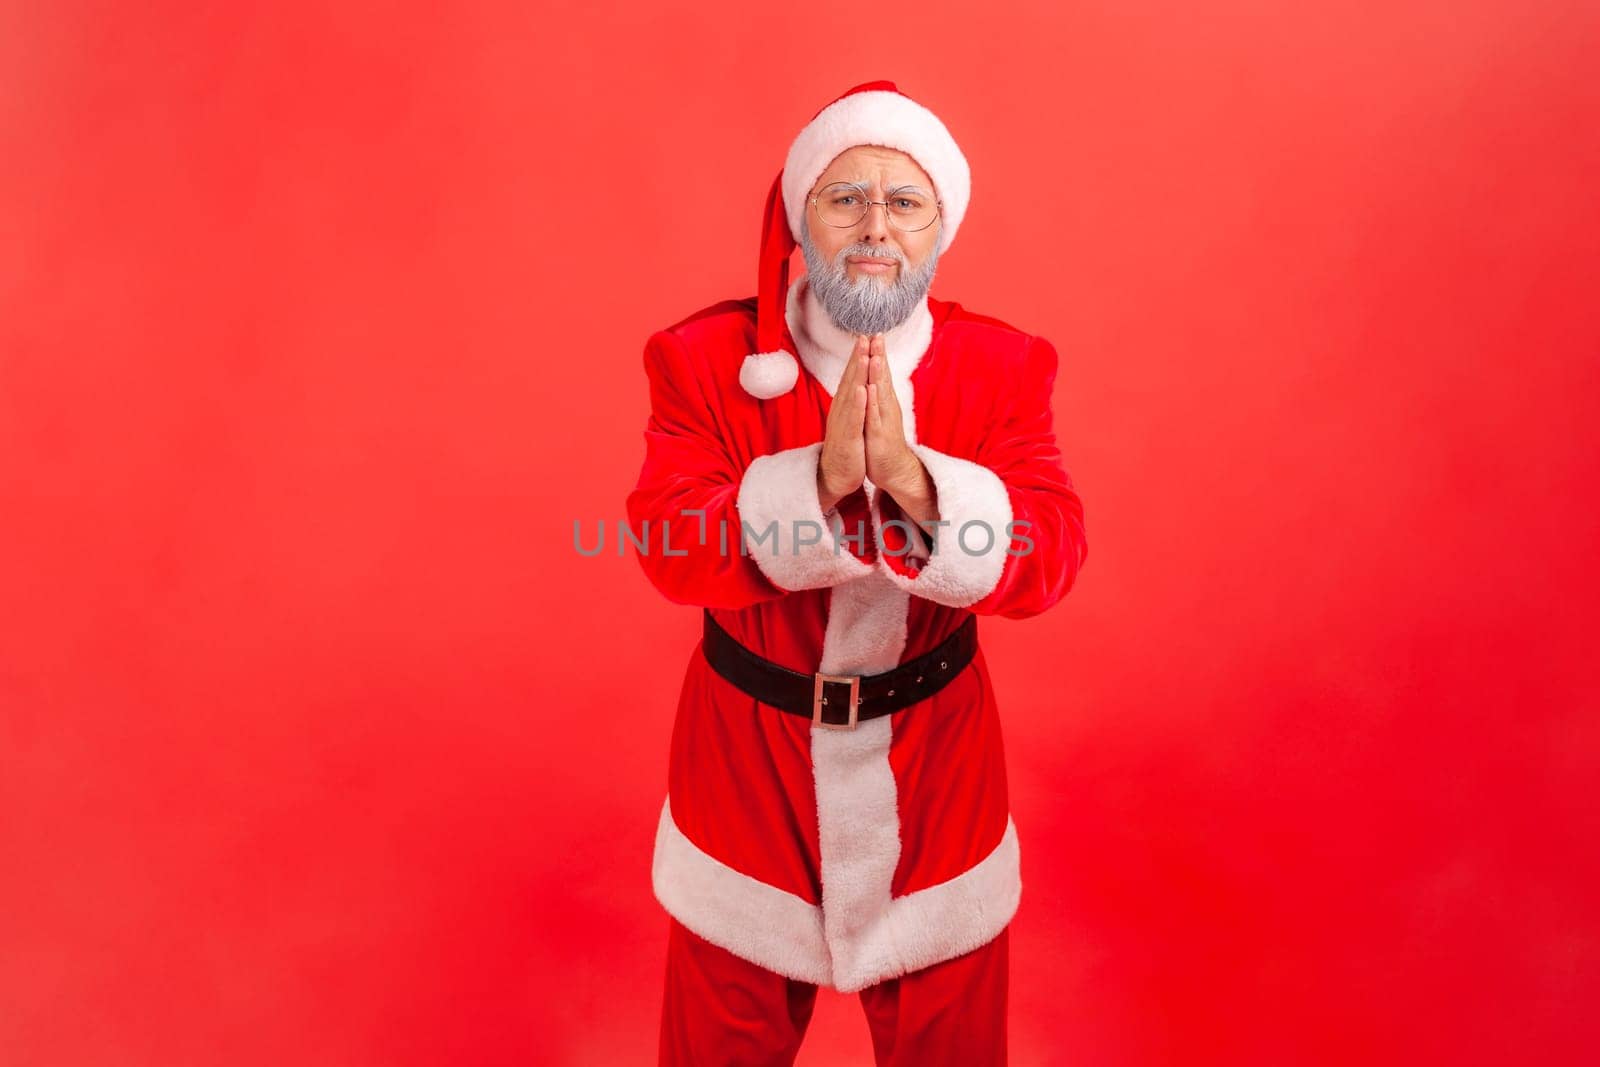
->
[863,333,938,526]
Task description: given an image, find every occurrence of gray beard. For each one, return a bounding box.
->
[798,224,940,337]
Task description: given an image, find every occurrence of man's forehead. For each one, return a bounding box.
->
[816,145,934,187]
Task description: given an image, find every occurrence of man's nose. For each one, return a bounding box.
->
[857,200,892,242]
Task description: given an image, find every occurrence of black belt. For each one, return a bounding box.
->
[700,608,978,730]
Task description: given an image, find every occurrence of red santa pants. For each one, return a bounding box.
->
[658,916,1010,1066]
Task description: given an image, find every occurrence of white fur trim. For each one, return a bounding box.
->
[783,90,971,256]
[875,442,1014,607]
[811,568,913,989]
[833,815,1021,993]
[651,793,1022,993]
[651,795,832,985]
[807,562,1019,993]
[739,349,799,399]
[735,442,876,590]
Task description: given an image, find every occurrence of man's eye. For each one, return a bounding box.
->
[894,199,915,210]
[835,196,859,206]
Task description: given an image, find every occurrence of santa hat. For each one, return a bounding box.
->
[739,80,972,400]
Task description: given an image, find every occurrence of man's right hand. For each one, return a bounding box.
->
[817,333,872,512]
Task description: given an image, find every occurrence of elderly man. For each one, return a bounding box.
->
[626,81,1088,1065]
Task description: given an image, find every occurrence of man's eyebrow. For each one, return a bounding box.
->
[827,179,933,196]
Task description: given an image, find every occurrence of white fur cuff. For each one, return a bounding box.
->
[736,442,876,591]
[873,442,1013,607]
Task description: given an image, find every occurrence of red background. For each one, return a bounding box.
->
[3,2,1597,1064]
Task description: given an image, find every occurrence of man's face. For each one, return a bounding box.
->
[799,144,943,337]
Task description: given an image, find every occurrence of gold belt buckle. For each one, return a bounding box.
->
[813,672,861,730]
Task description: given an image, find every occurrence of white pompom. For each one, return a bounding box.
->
[739,349,799,399]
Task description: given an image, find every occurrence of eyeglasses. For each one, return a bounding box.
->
[809,181,942,233]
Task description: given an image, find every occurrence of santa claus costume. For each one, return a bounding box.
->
[626,81,1088,1065]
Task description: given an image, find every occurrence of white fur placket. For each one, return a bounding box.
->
[789,276,935,991]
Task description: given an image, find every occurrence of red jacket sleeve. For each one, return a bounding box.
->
[871,334,1088,619]
[624,329,878,610]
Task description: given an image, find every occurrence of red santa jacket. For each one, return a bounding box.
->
[625,274,1087,993]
